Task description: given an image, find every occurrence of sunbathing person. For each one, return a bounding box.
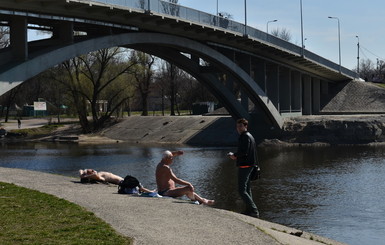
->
[79,169,123,184]
[79,169,153,193]
[156,150,215,205]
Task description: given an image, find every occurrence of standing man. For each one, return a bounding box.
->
[156,150,214,205]
[228,118,259,218]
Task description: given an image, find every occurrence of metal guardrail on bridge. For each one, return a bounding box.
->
[83,0,357,79]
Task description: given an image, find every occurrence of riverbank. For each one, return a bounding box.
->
[5,114,385,146]
[0,167,347,245]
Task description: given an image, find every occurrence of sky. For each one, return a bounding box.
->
[178,0,385,70]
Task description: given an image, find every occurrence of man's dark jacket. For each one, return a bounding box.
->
[235,131,258,167]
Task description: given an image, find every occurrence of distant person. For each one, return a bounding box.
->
[0,127,6,137]
[17,118,21,129]
[156,150,214,205]
[228,118,259,218]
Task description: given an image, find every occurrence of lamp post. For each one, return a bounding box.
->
[300,0,304,56]
[328,16,341,72]
[356,35,360,77]
[216,0,218,15]
[244,0,247,36]
[266,19,277,34]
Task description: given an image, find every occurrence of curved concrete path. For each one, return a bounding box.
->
[0,167,347,245]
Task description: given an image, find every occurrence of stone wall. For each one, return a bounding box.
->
[280,116,385,144]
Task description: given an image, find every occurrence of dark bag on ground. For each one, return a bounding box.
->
[250,166,261,181]
[118,175,140,194]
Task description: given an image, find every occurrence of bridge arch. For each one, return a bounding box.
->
[0,32,282,128]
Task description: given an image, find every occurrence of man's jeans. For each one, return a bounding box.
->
[238,167,258,213]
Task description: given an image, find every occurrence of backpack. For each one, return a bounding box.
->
[118,175,140,194]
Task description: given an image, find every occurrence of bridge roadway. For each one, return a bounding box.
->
[0,0,357,135]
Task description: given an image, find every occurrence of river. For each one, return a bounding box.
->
[1,141,385,245]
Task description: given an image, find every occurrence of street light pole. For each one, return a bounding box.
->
[216,0,218,15]
[244,0,247,36]
[328,16,341,72]
[266,19,277,34]
[356,35,360,77]
[300,0,304,56]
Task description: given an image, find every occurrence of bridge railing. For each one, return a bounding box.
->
[87,0,357,78]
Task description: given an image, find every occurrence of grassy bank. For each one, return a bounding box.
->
[10,124,63,137]
[0,182,133,245]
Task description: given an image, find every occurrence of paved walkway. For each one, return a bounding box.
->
[0,167,347,245]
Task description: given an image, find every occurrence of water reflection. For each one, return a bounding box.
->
[1,142,385,245]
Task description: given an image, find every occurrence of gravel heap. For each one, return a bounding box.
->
[322,80,385,113]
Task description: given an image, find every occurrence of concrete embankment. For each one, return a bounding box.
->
[100,115,239,146]
[5,114,385,146]
[100,114,385,146]
[0,167,347,245]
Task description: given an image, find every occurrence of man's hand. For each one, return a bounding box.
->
[227,152,236,160]
[174,150,184,156]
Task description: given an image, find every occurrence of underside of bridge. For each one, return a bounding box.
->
[0,0,357,139]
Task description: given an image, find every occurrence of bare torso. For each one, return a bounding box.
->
[156,163,176,191]
[97,171,123,185]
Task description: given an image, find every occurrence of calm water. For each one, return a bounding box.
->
[1,141,385,245]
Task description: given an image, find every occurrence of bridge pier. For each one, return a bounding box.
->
[312,78,321,114]
[266,63,279,111]
[53,21,74,44]
[252,58,267,93]
[10,16,28,61]
[302,75,312,115]
[291,71,302,114]
[279,67,291,114]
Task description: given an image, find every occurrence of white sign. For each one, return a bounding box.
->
[34,102,47,111]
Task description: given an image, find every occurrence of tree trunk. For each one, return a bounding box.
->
[170,81,175,116]
[141,92,148,116]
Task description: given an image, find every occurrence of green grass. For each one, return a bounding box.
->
[374,82,385,89]
[0,182,133,245]
[10,124,63,137]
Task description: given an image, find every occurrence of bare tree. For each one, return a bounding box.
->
[271,28,292,42]
[48,48,136,132]
[156,61,190,116]
[0,84,22,122]
[0,26,10,48]
[131,51,156,116]
[358,59,375,81]
[162,0,180,16]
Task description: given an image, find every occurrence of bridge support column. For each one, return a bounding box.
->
[252,58,266,93]
[312,78,321,114]
[291,71,302,113]
[225,74,234,93]
[238,54,251,112]
[302,75,312,115]
[320,80,329,108]
[10,16,28,61]
[53,21,74,43]
[266,64,279,111]
[241,88,249,112]
[279,67,291,114]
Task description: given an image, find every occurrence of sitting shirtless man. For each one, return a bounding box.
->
[79,169,123,185]
[156,150,214,205]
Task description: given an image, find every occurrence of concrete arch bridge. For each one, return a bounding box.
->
[0,0,357,138]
